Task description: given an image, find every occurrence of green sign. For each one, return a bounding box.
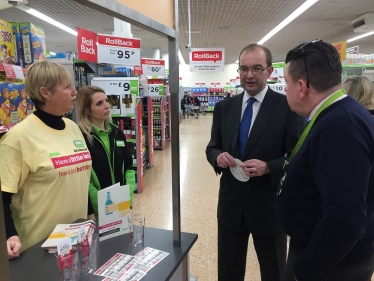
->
[130,80,139,96]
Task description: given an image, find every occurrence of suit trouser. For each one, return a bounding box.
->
[283,249,374,281]
[218,213,287,281]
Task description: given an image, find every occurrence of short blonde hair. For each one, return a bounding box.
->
[76,85,111,144]
[25,61,72,109]
[343,76,374,110]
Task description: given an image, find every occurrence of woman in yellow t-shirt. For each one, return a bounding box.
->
[0,61,93,258]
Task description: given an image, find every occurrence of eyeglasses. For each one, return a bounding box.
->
[237,66,269,75]
[297,38,321,88]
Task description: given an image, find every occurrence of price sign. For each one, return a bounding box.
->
[147,84,164,96]
[269,83,286,95]
[97,35,141,65]
[2,64,24,79]
[141,58,165,76]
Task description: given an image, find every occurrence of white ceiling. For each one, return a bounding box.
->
[0,0,373,64]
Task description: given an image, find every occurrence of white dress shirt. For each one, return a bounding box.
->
[241,85,268,136]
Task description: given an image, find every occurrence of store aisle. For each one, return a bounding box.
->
[132,113,261,281]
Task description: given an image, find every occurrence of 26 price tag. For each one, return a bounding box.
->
[148,84,164,96]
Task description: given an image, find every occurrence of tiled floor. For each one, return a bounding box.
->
[132,113,374,281]
[132,113,261,281]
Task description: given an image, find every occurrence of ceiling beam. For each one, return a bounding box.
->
[72,0,176,38]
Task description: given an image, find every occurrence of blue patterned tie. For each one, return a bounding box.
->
[238,97,256,155]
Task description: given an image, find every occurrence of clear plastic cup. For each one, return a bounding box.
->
[55,249,80,281]
[129,212,145,247]
[78,233,98,274]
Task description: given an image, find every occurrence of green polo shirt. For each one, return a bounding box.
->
[92,123,112,154]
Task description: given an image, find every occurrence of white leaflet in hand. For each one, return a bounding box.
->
[230,158,250,182]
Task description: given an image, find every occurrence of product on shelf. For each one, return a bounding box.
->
[0,19,15,65]
[10,22,23,67]
[8,78,26,122]
[19,22,47,68]
[0,73,11,125]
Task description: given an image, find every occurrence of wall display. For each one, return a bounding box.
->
[91,77,139,117]
[97,35,141,66]
[141,58,165,76]
[189,48,225,72]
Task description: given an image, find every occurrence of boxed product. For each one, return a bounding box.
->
[8,79,25,123]
[0,19,15,65]
[9,22,23,67]
[0,73,11,125]
[26,92,35,115]
[9,79,26,122]
[19,22,47,68]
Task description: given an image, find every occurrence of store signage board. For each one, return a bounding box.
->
[91,77,139,116]
[147,84,164,96]
[332,41,347,61]
[269,83,286,95]
[141,58,165,76]
[346,46,359,54]
[77,28,98,63]
[189,48,225,72]
[134,66,143,75]
[97,35,141,65]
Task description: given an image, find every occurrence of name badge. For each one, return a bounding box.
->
[116,140,125,147]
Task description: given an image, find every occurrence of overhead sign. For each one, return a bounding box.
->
[141,58,165,76]
[189,48,225,72]
[97,34,141,65]
[346,46,359,54]
[77,28,98,63]
[332,41,347,61]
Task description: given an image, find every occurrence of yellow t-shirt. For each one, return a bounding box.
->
[0,114,92,250]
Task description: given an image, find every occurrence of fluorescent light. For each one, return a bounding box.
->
[178,49,185,64]
[15,6,77,36]
[347,31,374,43]
[258,0,319,44]
[50,52,56,56]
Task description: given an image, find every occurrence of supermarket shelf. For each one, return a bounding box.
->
[127,139,136,143]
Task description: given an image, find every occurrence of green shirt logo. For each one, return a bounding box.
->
[74,140,84,148]
[116,140,125,147]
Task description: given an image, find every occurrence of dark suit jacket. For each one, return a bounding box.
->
[206,88,305,236]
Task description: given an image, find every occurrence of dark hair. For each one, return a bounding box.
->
[285,40,342,92]
[239,43,273,67]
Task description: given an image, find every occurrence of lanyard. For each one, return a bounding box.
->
[288,89,346,164]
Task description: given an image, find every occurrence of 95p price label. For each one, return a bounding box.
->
[97,45,141,65]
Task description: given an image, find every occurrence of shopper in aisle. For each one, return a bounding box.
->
[279,40,374,281]
[343,76,374,117]
[192,94,201,117]
[186,91,192,104]
[181,94,187,118]
[206,43,305,281]
[76,85,135,219]
[0,61,93,258]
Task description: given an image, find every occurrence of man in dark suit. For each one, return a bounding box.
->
[206,43,305,281]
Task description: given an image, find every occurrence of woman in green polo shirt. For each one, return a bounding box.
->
[76,85,136,219]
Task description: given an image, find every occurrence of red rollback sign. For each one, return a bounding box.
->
[77,28,97,63]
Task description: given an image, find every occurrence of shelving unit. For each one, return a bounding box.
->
[142,97,154,168]
[152,97,166,150]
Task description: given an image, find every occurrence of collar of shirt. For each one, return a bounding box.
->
[308,89,347,120]
[242,85,268,107]
[92,123,112,135]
